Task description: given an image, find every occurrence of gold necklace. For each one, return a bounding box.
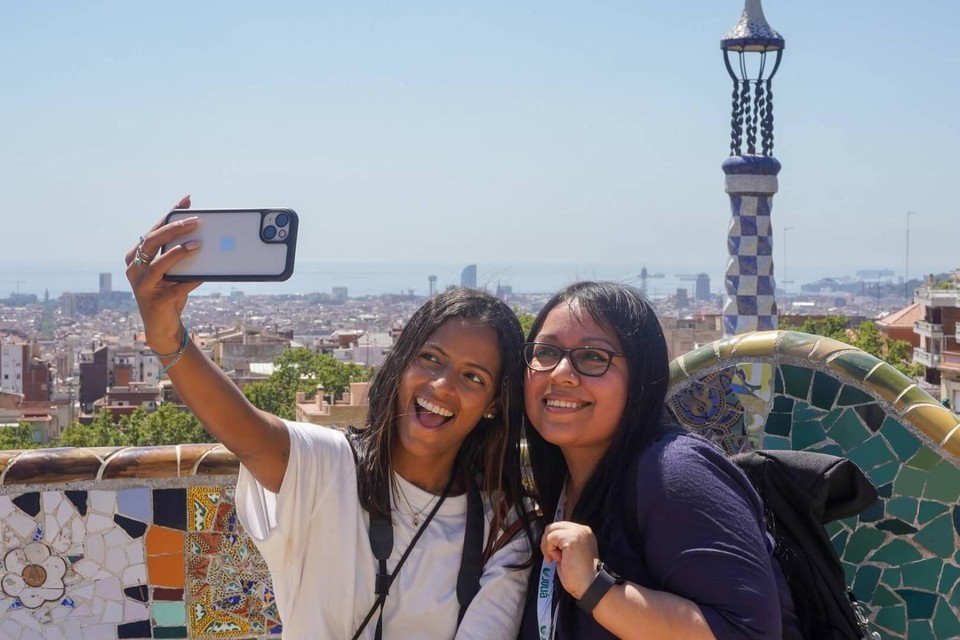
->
[394,478,439,527]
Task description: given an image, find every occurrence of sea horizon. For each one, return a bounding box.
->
[0,260,950,300]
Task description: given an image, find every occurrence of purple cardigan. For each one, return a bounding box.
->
[517,432,798,639]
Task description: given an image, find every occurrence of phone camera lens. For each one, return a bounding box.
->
[263,225,277,240]
[275,212,290,227]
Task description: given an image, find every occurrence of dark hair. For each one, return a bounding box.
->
[352,288,531,549]
[524,281,672,528]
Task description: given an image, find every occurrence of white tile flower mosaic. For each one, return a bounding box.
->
[0,491,150,639]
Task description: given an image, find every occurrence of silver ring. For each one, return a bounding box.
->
[133,236,155,266]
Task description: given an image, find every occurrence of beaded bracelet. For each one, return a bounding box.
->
[153,325,190,380]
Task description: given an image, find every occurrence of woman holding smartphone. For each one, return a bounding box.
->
[126,197,535,639]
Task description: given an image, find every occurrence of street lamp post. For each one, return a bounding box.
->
[782,226,794,315]
[905,211,917,303]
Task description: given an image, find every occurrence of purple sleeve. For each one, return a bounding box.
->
[635,436,782,640]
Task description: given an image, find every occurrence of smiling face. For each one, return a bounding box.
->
[392,318,502,482]
[524,301,629,462]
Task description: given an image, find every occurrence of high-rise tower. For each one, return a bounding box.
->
[720,0,784,335]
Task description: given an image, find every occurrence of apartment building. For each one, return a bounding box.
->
[912,273,960,406]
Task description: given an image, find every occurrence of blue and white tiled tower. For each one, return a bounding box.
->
[720,0,785,336]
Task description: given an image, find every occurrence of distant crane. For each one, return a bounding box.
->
[635,267,665,295]
[0,280,27,294]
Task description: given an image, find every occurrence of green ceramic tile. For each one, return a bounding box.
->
[884,567,903,588]
[762,435,791,450]
[836,385,876,406]
[831,529,851,557]
[827,350,880,383]
[887,497,918,522]
[933,599,960,640]
[853,564,883,600]
[774,366,784,394]
[793,419,828,450]
[153,601,186,626]
[845,527,886,563]
[847,436,897,472]
[922,461,960,502]
[811,371,843,410]
[864,363,915,405]
[813,443,847,458]
[939,564,960,594]
[765,412,793,437]
[951,580,960,609]
[872,584,901,607]
[781,364,813,400]
[900,559,943,590]
[871,540,923,565]
[668,360,687,386]
[881,418,922,461]
[866,460,901,487]
[896,589,938,619]
[907,447,942,471]
[915,514,956,558]
[917,501,948,525]
[794,401,827,422]
[907,620,935,640]
[842,561,857,585]
[773,395,794,412]
[894,466,928,498]
[682,344,721,376]
[875,604,907,634]
[827,408,872,449]
[154,628,189,639]
[875,518,917,535]
[777,331,820,358]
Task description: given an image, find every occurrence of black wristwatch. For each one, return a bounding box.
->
[576,561,624,614]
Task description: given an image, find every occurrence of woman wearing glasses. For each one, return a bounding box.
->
[517,281,795,639]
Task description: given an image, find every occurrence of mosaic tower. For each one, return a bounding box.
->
[720,0,784,335]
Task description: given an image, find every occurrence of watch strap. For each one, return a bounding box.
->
[577,562,623,614]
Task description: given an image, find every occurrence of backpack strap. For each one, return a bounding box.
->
[456,484,484,625]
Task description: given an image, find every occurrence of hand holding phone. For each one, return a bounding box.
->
[162,208,299,282]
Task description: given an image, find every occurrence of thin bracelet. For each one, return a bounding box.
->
[154,325,190,379]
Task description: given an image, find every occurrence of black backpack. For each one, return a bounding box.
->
[624,439,880,640]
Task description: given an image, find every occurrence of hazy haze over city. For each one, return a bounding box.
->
[1,1,957,296]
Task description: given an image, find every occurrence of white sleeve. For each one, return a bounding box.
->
[455,520,533,640]
[235,421,354,568]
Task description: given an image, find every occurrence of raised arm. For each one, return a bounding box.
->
[125,196,289,492]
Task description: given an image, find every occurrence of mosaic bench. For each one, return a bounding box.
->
[0,330,958,639]
[667,331,960,640]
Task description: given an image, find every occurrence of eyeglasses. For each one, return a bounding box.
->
[523,342,624,377]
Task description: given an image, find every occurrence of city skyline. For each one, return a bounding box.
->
[1,1,957,280]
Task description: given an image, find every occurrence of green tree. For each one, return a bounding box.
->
[782,317,922,377]
[57,409,127,447]
[122,405,213,446]
[0,422,40,450]
[515,310,536,339]
[244,348,373,419]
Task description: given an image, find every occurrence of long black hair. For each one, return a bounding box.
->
[352,288,533,553]
[524,281,673,529]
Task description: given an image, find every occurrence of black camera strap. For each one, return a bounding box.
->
[351,475,485,640]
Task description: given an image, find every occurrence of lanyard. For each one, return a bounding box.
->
[536,484,567,640]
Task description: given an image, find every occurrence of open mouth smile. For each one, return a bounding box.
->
[415,396,455,427]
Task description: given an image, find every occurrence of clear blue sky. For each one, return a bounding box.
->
[1,1,957,282]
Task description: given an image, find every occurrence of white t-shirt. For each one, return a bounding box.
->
[235,420,532,639]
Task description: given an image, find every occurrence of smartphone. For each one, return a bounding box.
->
[162,208,299,282]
